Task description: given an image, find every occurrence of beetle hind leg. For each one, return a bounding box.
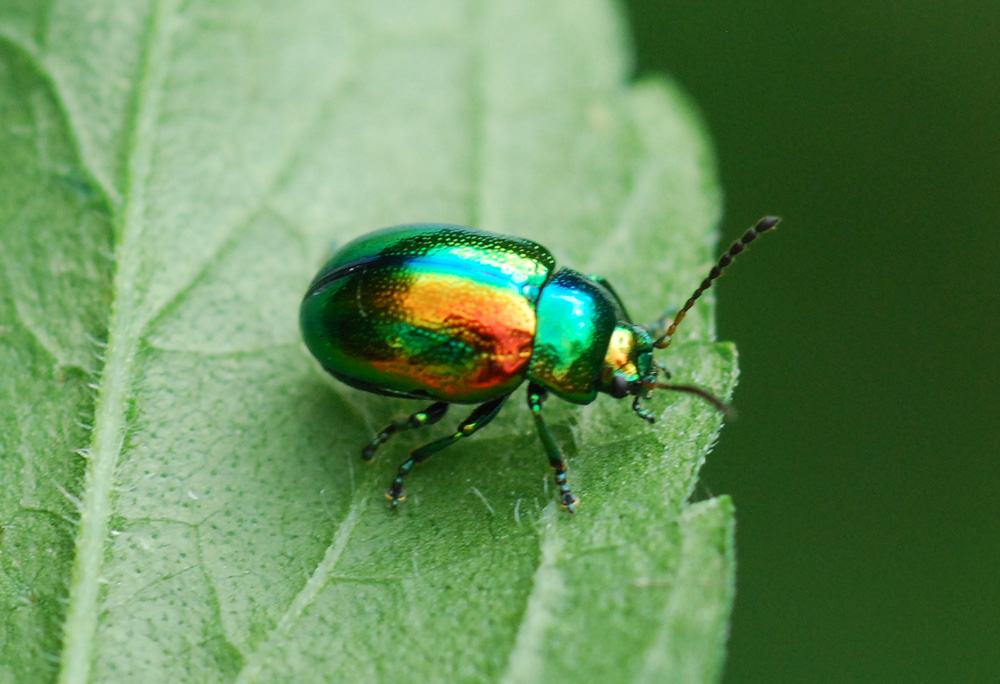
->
[527,382,579,513]
[386,395,509,508]
[362,401,449,461]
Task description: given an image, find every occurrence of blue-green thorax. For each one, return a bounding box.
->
[528,268,654,404]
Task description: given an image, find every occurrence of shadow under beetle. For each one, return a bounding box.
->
[300,217,779,512]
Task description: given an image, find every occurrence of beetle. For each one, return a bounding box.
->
[300,217,778,512]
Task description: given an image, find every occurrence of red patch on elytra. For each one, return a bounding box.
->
[399,274,536,394]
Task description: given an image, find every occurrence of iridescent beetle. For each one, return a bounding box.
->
[300,217,778,512]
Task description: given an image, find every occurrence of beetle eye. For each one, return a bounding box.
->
[610,374,631,399]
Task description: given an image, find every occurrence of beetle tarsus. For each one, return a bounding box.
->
[632,396,657,424]
[555,470,579,513]
[386,480,406,507]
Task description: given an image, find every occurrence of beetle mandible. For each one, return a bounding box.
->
[300,217,779,512]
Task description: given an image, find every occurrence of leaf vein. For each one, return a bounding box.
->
[57,0,182,681]
[136,76,357,336]
[499,507,565,684]
[233,505,362,684]
[0,22,117,211]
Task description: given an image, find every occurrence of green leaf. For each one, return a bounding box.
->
[0,1,736,682]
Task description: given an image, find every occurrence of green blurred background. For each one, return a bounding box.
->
[623,1,1000,682]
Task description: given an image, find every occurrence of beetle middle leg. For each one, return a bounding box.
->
[362,401,449,461]
[386,395,509,507]
[526,381,579,513]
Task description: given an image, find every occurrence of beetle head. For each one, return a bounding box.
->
[599,323,655,399]
[598,216,781,423]
[598,322,728,424]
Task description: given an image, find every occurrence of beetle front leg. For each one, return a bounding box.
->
[526,382,579,513]
[632,395,656,424]
[362,401,450,461]
[386,395,509,507]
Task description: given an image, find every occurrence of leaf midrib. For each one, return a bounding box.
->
[56,0,179,681]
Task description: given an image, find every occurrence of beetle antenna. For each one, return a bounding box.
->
[648,382,735,417]
[653,216,780,350]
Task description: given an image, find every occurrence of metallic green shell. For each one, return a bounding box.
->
[300,224,556,404]
[528,268,622,404]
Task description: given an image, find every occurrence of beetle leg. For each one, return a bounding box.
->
[362,401,449,461]
[644,306,679,341]
[386,395,509,507]
[632,395,656,424]
[526,382,579,513]
[654,361,672,379]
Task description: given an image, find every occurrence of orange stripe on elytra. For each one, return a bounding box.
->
[401,274,535,377]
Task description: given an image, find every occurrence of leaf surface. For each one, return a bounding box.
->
[0,1,736,682]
